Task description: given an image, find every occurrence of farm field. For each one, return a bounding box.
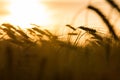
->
[0,0,120,80]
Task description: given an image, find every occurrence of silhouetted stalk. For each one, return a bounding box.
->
[32,27,49,37]
[74,32,86,46]
[66,24,76,31]
[88,5,119,40]
[6,45,13,80]
[2,23,17,30]
[105,44,111,65]
[16,30,29,39]
[67,31,73,44]
[38,58,47,80]
[78,26,96,34]
[2,28,16,40]
[106,0,120,26]
[44,29,58,40]
[66,24,76,43]
[84,47,90,65]
[68,33,78,35]
[78,26,103,41]
[106,0,120,12]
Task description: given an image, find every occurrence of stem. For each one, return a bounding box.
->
[88,5,119,41]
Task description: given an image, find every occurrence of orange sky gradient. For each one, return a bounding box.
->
[0,0,120,35]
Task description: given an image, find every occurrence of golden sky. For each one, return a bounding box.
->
[40,0,84,2]
[0,0,9,16]
[0,0,120,33]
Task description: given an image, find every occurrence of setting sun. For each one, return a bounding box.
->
[3,0,52,29]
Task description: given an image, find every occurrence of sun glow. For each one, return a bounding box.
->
[3,0,52,29]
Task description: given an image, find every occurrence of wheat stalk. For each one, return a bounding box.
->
[66,24,76,31]
[1,23,17,30]
[88,5,119,40]
[78,26,103,41]
[106,0,120,12]
[68,33,78,35]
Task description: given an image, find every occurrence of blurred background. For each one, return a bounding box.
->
[0,0,120,34]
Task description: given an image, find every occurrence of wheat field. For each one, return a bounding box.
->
[0,0,120,80]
